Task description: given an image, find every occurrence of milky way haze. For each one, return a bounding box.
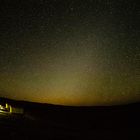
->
[0,0,139,106]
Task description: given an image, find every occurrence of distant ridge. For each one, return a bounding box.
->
[0,96,140,109]
[0,96,140,130]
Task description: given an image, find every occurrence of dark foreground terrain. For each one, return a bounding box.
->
[0,98,140,140]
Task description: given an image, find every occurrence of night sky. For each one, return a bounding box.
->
[0,0,139,106]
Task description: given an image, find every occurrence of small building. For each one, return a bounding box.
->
[0,102,24,114]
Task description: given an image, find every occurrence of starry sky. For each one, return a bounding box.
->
[0,0,139,106]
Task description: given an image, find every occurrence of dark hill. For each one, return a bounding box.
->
[0,97,140,140]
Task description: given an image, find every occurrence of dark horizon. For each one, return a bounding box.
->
[1,96,140,108]
[0,96,140,139]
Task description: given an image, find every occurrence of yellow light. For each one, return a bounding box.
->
[9,105,12,113]
[6,103,8,108]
